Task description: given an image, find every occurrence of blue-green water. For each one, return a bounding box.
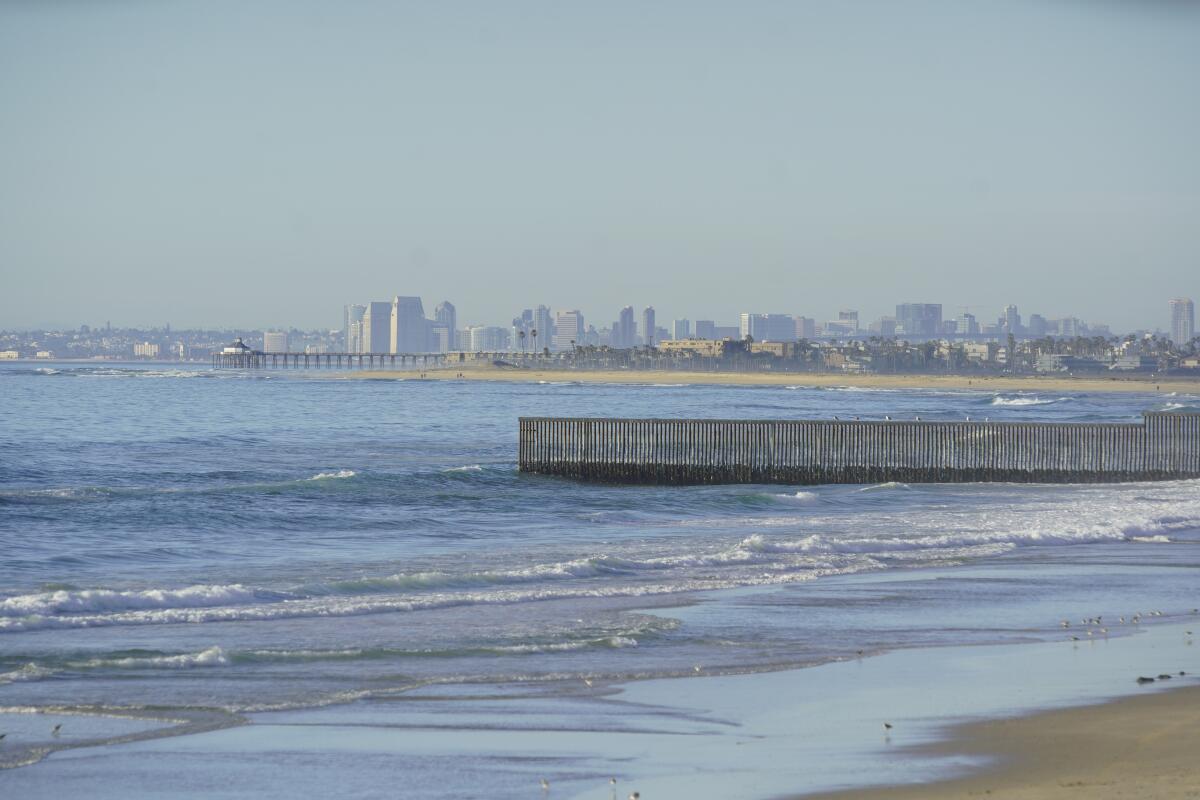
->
[2,363,1199,792]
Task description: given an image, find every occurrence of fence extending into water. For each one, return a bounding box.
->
[518,413,1200,484]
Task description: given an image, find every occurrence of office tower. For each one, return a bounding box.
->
[362,301,392,353]
[1003,305,1023,336]
[838,310,859,332]
[434,302,457,350]
[694,320,715,340]
[613,306,636,348]
[1170,298,1195,345]
[343,304,366,352]
[263,331,288,352]
[390,296,427,353]
[553,310,584,350]
[1027,314,1047,338]
[795,317,816,339]
[870,317,897,337]
[642,307,656,347]
[532,305,554,351]
[895,304,943,337]
[672,319,691,340]
[957,312,979,336]
[467,326,509,352]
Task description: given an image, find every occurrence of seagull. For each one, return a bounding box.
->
[629,793,640,800]
[541,777,550,792]
[52,724,62,736]
[883,722,893,731]
[1060,620,1070,628]
[693,665,702,674]
[0,733,6,741]
[583,677,593,688]
[610,777,617,786]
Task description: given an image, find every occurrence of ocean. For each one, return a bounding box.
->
[2,363,1199,795]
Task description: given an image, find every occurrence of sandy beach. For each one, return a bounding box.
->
[352,364,1200,395]
[806,684,1200,800]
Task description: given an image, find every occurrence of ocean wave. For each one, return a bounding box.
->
[989,395,1068,407]
[0,584,278,617]
[773,491,819,503]
[305,470,357,481]
[443,464,483,472]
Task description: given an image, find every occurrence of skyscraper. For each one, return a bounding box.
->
[343,304,366,352]
[434,301,457,350]
[390,296,428,353]
[362,302,392,353]
[614,306,636,348]
[694,320,716,340]
[672,319,691,340]
[642,307,656,347]
[838,310,859,332]
[1170,298,1195,345]
[553,310,584,350]
[895,304,943,337]
[533,305,554,352]
[1003,305,1023,336]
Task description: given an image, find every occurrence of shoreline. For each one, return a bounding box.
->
[800,683,1200,800]
[347,365,1200,395]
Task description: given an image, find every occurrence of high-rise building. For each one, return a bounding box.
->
[467,325,509,352]
[533,305,554,351]
[740,313,795,341]
[553,310,584,350]
[838,310,859,332]
[895,304,943,337]
[343,304,366,352]
[1003,305,1023,336]
[672,319,691,340]
[795,317,816,339]
[642,307,657,347]
[613,306,636,348]
[434,302,457,350]
[1027,314,1047,338]
[1170,298,1195,345]
[390,296,427,353]
[362,301,392,353]
[263,331,288,352]
[958,312,979,336]
[694,320,716,340]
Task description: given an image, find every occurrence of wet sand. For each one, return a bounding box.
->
[804,684,1200,800]
[353,364,1200,395]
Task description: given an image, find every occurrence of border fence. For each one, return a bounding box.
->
[518,413,1200,484]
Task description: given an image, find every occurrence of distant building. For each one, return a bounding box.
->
[694,320,716,340]
[713,325,741,340]
[553,310,584,350]
[390,296,428,353]
[343,304,366,352]
[1170,298,1195,345]
[613,306,636,349]
[672,319,691,340]
[467,325,509,352]
[869,317,897,337]
[133,342,160,358]
[838,310,859,332]
[434,302,457,350]
[895,303,942,337]
[794,317,816,339]
[0,351,19,360]
[362,302,392,353]
[740,313,795,341]
[642,306,657,347]
[533,306,555,351]
[958,312,979,336]
[1027,314,1047,338]
[263,331,288,352]
[429,325,451,353]
[659,338,727,357]
[1003,305,1022,336]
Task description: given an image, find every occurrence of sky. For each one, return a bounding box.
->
[1,0,1197,333]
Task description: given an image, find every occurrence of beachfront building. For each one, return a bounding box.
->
[361,301,392,353]
[342,304,366,352]
[1171,298,1195,345]
[133,342,161,358]
[262,331,288,352]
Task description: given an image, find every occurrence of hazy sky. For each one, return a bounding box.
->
[2,0,1197,332]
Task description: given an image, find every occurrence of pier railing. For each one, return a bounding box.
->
[518,413,1200,484]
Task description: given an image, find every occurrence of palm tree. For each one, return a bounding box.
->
[518,329,526,355]
[530,328,538,355]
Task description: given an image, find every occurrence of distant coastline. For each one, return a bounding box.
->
[346,364,1200,395]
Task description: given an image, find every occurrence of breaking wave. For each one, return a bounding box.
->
[990,395,1068,407]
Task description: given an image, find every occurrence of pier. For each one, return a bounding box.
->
[211,350,453,369]
[518,412,1200,484]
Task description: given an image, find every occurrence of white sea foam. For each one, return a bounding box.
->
[990,395,1066,407]
[443,464,483,472]
[305,470,356,481]
[0,584,264,617]
[774,491,819,503]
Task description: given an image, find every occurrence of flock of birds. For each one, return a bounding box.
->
[540,776,635,798]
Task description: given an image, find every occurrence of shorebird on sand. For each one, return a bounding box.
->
[541,778,550,792]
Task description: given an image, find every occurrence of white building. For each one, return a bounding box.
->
[263,331,288,352]
[1170,298,1195,345]
[553,310,584,351]
[133,342,160,358]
